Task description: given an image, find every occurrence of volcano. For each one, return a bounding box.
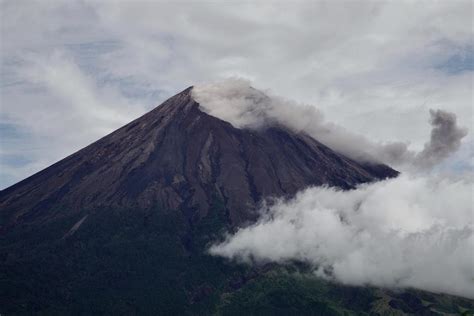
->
[1,87,470,315]
[0,87,396,229]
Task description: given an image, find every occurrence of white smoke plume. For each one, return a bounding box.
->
[192,79,468,170]
[209,174,474,298]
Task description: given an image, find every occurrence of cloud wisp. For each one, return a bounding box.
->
[193,79,468,170]
[209,174,474,298]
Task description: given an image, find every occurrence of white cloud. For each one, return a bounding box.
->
[209,173,474,298]
[0,51,146,186]
[20,51,140,127]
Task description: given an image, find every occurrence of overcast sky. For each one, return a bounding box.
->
[1,0,472,189]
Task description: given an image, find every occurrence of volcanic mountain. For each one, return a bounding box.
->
[0,87,396,229]
[2,87,470,315]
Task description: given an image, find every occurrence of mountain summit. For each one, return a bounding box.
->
[1,87,396,230]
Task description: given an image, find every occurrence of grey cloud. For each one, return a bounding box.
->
[414,109,469,170]
[1,0,472,187]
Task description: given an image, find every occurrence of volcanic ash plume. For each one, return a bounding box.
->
[192,79,468,171]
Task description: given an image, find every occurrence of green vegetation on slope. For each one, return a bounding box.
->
[1,201,473,315]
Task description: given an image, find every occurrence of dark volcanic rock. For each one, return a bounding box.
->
[0,87,397,230]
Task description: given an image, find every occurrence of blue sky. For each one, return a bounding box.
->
[1,0,472,189]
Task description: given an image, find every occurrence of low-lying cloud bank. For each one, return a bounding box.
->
[192,79,467,170]
[209,174,474,298]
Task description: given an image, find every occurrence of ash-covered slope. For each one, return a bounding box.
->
[0,87,396,230]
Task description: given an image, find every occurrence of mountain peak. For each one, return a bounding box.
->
[144,85,196,122]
